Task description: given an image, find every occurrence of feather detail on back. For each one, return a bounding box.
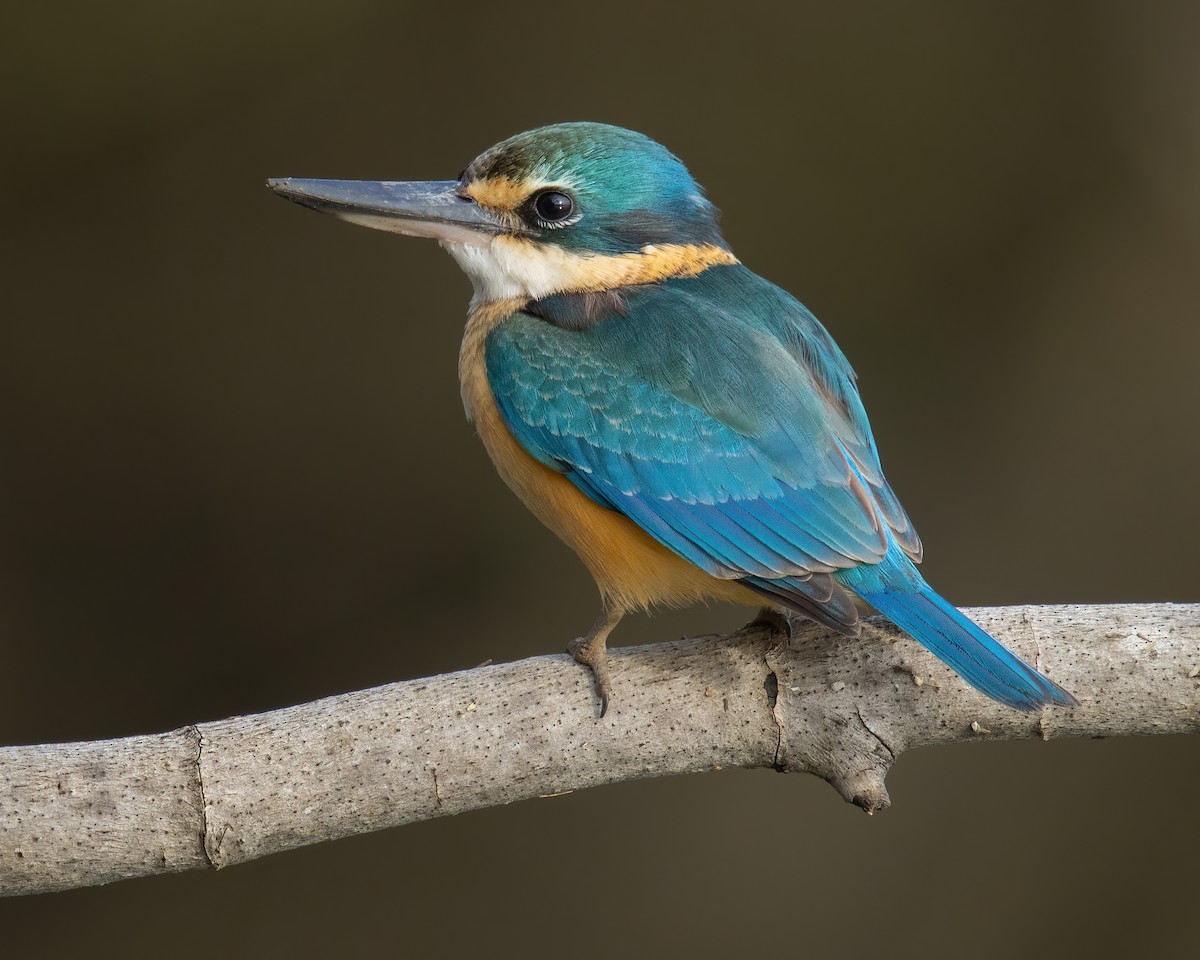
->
[459,296,763,614]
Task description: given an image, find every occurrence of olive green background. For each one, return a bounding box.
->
[3,2,1198,956]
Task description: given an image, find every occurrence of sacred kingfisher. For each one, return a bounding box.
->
[270,122,1076,716]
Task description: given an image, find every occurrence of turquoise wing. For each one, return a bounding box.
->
[485,264,920,627]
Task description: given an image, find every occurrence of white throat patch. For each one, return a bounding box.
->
[441,237,573,302]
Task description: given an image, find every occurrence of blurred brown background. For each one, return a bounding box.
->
[3,1,1198,956]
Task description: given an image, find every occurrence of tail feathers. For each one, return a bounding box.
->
[856,583,1078,711]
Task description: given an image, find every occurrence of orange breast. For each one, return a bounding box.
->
[458,298,761,615]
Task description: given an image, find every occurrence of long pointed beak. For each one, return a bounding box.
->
[267,178,505,246]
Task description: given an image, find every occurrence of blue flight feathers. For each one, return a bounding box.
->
[486,262,1076,710]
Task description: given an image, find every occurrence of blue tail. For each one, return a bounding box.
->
[836,549,1078,711]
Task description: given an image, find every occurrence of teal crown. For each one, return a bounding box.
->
[463,122,727,254]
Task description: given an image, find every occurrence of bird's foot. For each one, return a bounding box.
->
[568,633,612,717]
[745,606,794,638]
[567,606,622,718]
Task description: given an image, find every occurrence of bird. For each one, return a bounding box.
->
[269,122,1077,717]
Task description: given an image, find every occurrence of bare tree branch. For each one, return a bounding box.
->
[3,603,1198,896]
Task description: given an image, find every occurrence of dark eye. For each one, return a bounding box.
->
[533,190,574,224]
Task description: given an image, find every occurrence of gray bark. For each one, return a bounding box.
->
[2,602,1198,896]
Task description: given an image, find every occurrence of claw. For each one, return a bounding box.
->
[567,606,622,718]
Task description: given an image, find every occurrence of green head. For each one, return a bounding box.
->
[269,122,733,301]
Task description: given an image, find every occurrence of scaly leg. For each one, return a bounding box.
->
[567,604,623,718]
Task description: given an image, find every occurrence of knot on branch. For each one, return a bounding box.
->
[762,622,908,814]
